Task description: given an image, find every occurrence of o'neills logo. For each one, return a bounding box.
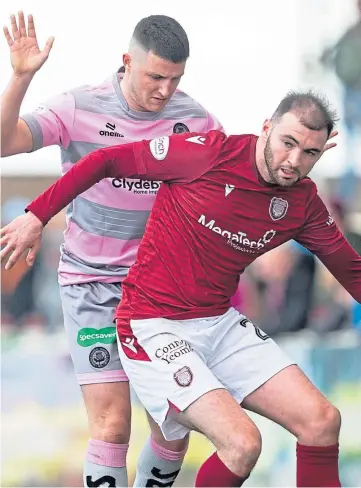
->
[198,214,276,253]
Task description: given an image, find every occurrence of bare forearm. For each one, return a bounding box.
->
[0,73,33,154]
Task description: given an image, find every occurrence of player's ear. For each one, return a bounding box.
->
[261,119,272,139]
[123,53,131,71]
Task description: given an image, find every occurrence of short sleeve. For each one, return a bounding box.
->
[20,91,75,151]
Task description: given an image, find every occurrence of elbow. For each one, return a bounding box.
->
[0,148,12,158]
[1,137,16,157]
[1,149,13,158]
[0,136,28,157]
[0,140,10,157]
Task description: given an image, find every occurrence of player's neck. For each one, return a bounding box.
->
[255,139,273,184]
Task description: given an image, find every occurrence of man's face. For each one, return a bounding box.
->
[261,112,328,187]
[124,50,185,112]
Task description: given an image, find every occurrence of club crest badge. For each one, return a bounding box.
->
[174,366,193,387]
[269,197,288,221]
[173,122,190,134]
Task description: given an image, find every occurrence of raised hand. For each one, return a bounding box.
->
[323,130,338,154]
[3,11,54,76]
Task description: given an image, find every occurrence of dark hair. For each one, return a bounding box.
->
[131,15,189,63]
[271,90,338,136]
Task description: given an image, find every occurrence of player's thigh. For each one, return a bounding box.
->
[209,310,294,405]
[174,388,260,454]
[241,364,337,438]
[60,282,127,385]
[117,317,226,441]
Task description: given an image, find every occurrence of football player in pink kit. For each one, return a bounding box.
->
[1,11,223,487]
[3,91,361,488]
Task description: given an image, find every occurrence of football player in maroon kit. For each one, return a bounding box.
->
[2,91,360,487]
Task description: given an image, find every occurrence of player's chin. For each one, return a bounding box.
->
[277,175,299,187]
[147,98,167,112]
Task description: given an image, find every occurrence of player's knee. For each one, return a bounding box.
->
[89,396,131,443]
[91,411,131,444]
[313,403,341,438]
[83,383,131,443]
[225,425,262,474]
[300,402,341,444]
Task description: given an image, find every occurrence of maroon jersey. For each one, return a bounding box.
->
[27,130,361,320]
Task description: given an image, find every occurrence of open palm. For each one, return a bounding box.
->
[3,11,54,76]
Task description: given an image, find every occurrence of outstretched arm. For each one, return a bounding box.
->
[0,131,225,269]
[296,189,361,303]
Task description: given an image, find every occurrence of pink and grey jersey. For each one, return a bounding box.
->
[21,72,223,285]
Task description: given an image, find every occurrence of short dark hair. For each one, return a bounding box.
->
[271,90,338,136]
[131,15,189,63]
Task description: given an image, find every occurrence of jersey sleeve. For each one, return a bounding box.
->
[295,186,345,255]
[133,130,226,182]
[295,185,361,303]
[20,91,75,151]
[26,130,226,225]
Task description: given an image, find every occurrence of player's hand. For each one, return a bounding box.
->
[323,130,338,154]
[0,212,44,270]
[3,11,54,77]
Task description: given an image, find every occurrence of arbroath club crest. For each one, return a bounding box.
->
[174,366,193,387]
[269,197,288,221]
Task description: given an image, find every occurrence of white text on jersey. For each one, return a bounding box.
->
[198,214,276,253]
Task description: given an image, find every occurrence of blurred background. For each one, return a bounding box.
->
[1,0,361,486]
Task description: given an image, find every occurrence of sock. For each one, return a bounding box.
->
[84,438,128,487]
[133,435,188,487]
[296,442,341,487]
[195,451,249,487]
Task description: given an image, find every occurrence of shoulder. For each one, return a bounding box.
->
[163,89,209,119]
[297,177,318,200]
[190,132,256,163]
[68,79,117,108]
[225,133,256,147]
[220,133,257,158]
[290,178,325,220]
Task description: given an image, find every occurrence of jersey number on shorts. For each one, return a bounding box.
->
[239,318,270,341]
[146,467,180,487]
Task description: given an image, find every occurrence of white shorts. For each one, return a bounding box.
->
[117,307,294,440]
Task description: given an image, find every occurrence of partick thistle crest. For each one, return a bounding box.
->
[269,197,288,221]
